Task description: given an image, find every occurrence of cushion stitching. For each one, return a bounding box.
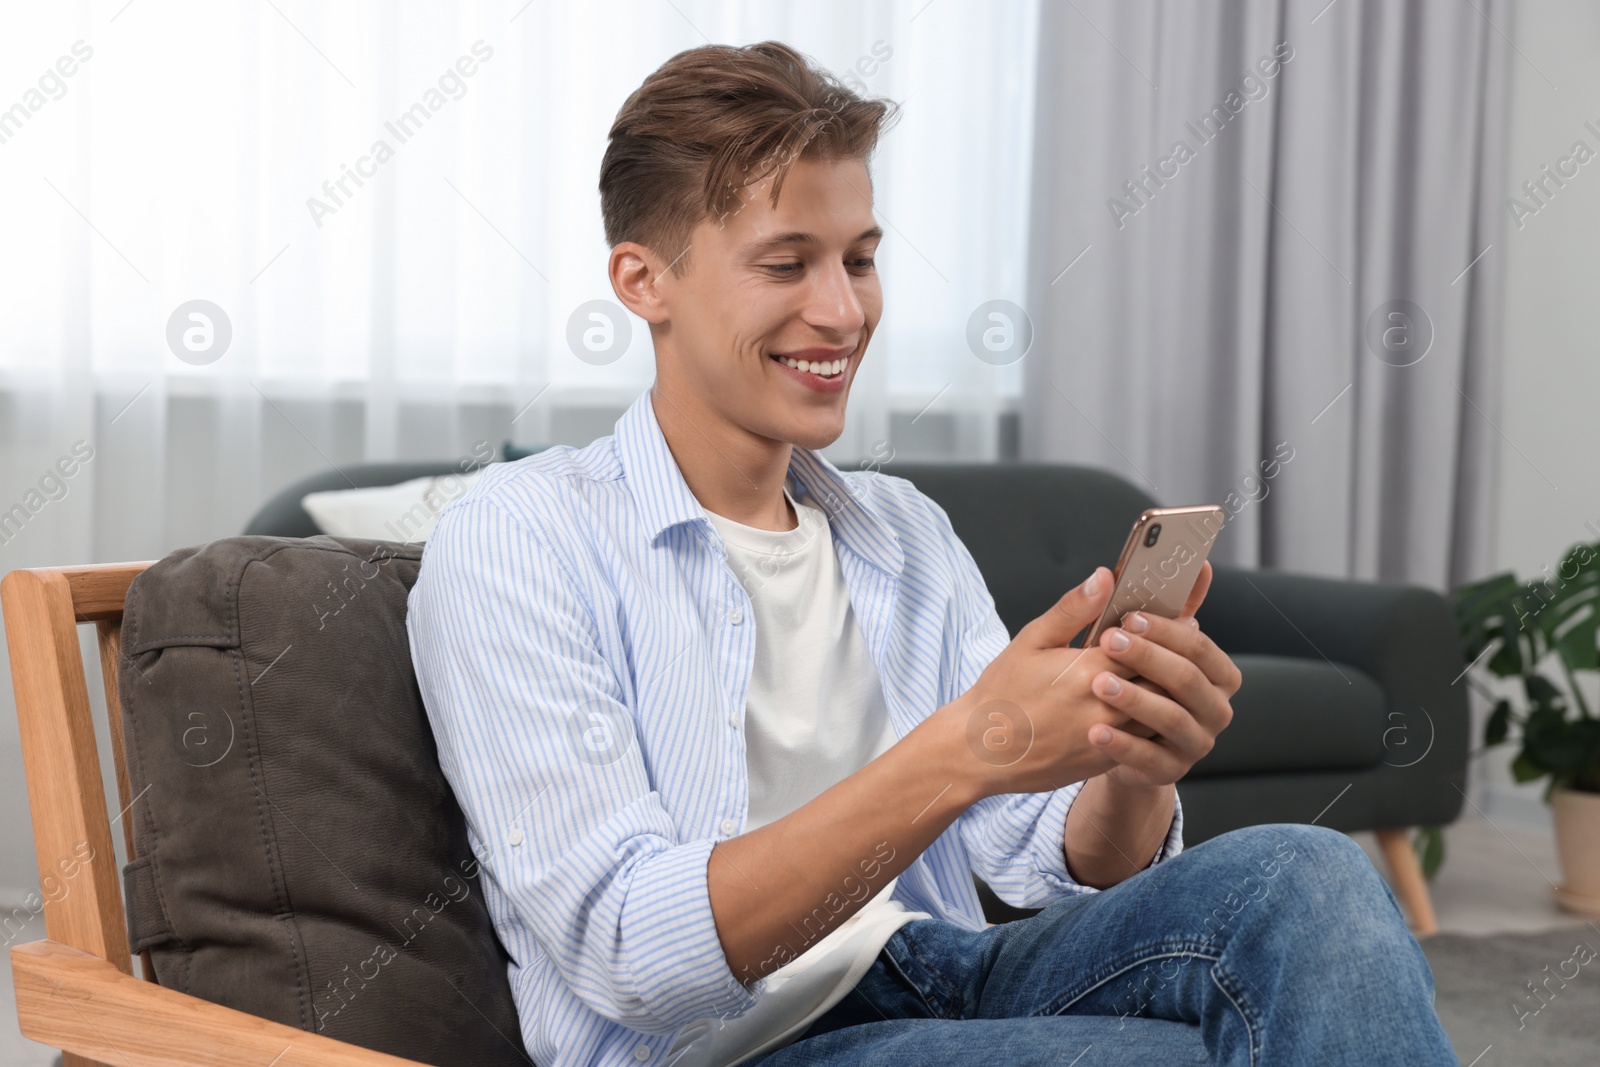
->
[118,583,187,967]
[230,562,311,1031]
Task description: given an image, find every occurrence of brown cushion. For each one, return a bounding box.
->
[118,535,530,1066]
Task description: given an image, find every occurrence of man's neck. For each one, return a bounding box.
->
[649,384,797,531]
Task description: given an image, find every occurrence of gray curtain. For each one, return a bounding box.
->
[1022,0,1510,591]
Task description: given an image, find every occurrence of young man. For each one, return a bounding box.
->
[407,41,1456,1067]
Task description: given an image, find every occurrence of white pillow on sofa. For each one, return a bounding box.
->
[301,468,486,543]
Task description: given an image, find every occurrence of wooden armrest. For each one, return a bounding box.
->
[12,939,430,1066]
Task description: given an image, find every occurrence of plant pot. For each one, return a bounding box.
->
[1550,785,1600,917]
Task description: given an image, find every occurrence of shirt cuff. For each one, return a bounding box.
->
[1149,786,1185,866]
[1026,782,1098,897]
[618,835,761,1032]
[1051,781,1186,891]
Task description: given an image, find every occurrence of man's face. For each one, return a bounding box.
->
[649,155,883,451]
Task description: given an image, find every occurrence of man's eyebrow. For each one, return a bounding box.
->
[741,226,884,255]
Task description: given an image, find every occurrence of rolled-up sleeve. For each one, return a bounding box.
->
[971,777,1184,905]
[920,492,1184,909]
[406,492,758,1034]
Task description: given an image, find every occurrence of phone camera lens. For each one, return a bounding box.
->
[1145,523,1162,547]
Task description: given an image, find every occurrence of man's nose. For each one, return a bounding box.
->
[804,263,867,335]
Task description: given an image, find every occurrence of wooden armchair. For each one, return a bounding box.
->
[4,563,428,1066]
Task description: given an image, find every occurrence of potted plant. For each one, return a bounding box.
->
[1439,540,1600,914]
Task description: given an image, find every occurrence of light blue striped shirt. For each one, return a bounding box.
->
[406,388,1183,1067]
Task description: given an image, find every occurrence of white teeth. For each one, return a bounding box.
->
[778,356,846,377]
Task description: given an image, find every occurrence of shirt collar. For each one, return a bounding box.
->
[614,387,905,578]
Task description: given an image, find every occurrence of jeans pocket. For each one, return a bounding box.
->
[1042,939,1222,1020]
[880,920,969,1019]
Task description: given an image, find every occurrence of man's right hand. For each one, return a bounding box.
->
[939,566,1153,799]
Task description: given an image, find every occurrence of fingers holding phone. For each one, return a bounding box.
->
[940,511,1238,798]
[945,567,1147,797]
[1091,595,1243,787]
[1179,559,1214,622]
[1074,509,1240,787]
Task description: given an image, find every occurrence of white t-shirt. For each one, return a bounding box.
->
[666,482,931,1067]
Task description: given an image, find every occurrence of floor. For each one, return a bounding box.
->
[1351,816,1594,937]
[0,815,1592,1065]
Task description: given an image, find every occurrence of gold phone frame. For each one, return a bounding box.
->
[1080,504,1226,647]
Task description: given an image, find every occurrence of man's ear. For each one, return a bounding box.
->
[609,241,671,325]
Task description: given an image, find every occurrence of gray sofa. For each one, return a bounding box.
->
[244,456,1469,922]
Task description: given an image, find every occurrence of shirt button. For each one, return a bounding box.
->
[632,1044,650,1061]
[729,607,744,624]
[728,715,740,729]
[720,818,736,835]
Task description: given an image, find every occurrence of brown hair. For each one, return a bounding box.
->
[599,41,899,273]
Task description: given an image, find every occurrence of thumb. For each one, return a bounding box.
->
[1028,566,1112,649]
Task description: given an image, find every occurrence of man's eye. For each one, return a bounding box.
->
[759,257,875,276]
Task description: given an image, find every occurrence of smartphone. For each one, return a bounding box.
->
[1079,505,1226,647]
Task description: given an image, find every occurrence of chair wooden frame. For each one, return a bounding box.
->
[3,564,428,1067]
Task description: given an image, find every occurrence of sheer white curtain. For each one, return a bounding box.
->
[0,0,1037,571]
[0,1,1037,898]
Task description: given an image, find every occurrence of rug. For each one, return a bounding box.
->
[1422,925,1600,1065]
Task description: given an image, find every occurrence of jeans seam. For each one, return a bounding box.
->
[1042,944,1264,1066]
[1038,938,1221,1017]
[1209,961,1263,1067]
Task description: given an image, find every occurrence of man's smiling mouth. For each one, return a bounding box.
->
[771,354,847,377]
[770,346,853,379]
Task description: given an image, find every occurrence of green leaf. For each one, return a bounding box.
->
[1511,752,1544,783]
[1485,699,1513,746]
[1523,704,1583,774]
[1452,571,1519,618]
[1578,733,1600,793]
[1452,571,1522,622]
[1486,628,1525,676]
[1534,545,1600,673]
[1552,601,1600,674]
[1524,674,1567,715]
[1451,572,1531,676]
[1414,826,1446,882]
[1450,545,1600,795]
[1568,719,1600,781]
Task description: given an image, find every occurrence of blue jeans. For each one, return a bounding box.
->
[746,824,1455,1066]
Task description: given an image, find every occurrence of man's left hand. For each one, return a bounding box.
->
[1086,560,1242,789]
